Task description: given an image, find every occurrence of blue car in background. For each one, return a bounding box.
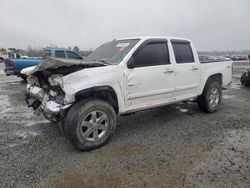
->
[4,49,83,79]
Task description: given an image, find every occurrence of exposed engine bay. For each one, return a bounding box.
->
[25,57,106,121]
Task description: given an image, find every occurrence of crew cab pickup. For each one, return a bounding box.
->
[25,36,233,151]
[4,49,83,79]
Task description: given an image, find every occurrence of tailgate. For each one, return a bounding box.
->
[223,61,233,86]
[4,59,14,75]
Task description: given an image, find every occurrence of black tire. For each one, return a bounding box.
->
[198,80,222,113]
[58,120,67,137]
[20,75,27,81]
[65,99,116,151]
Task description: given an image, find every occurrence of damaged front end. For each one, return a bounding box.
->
[25,57,107,121]
[24,58,80,121]
[25,77,72,122]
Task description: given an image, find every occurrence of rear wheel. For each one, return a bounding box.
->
[65,99,116,151]
[198,80,222,113]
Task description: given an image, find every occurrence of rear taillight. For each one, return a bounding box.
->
[6,59,14,70]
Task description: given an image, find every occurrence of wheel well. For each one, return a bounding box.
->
[75,86,119,113]
[206,73,222,84]
[201,73,222,94]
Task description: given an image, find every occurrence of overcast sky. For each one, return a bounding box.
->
[1,0,250,51]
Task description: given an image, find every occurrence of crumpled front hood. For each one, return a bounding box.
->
[30,57,86,74]
[62,65,120,85]
[60,65,122,100]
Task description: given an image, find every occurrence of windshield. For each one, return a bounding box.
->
[85,39,140,65]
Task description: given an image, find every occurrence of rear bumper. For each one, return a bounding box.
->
[4,69,13,76]
[26,84,71,118]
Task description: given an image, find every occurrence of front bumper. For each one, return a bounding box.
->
[26,84,72,118]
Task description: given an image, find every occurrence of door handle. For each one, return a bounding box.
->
[191,67,199,71]
[163,69,174,74]
[127,83,140,87]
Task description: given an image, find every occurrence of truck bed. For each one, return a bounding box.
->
[200,59,232,64]
[201,60,233,90]
[5,58,42,76]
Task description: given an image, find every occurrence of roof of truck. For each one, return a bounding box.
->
[116,36,192,42]
[43,48,68,51]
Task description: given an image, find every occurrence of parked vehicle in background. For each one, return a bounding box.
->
[240,56,250,87]
[8,53,22,59]
[1,48,22,61]
[198,55,210,62]
[0,50,9,62]
[4,49,83,79]
[199,55,231,63]
[0,54,7,62]
[200,55,249,62]
[241,69,250,87]
[229,55,248,61]
[25,36,233,151]
[0,56,6,62]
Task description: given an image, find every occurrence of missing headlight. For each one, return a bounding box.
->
[48,74,64,86]
[49,90,58,97]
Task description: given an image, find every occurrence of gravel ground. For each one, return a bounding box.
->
[0,62,250,188]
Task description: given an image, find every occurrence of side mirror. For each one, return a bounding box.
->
[127,56,135,69]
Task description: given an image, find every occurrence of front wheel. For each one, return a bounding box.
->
[198,81,222,113]
[65,99,117,151]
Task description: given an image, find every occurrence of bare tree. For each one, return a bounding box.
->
[73,46,80,54]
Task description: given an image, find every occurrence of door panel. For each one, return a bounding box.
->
[174,63,200,99]
[171,40,200,99]
[125,65,175,110]
[123,40,175,111]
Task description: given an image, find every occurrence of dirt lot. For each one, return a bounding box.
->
[0,62,250,188]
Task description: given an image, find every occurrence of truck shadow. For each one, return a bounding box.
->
[115,103,200,140]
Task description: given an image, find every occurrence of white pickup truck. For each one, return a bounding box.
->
[25,36,232,151]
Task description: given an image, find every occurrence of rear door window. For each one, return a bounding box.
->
[55,51,65,58]
[67,51,82,59]
[171,41,194,63]
[133,42,170,68]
